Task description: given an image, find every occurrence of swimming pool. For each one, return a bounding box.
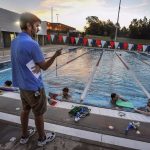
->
[0,48,150,109]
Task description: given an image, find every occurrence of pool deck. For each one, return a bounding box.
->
[0,45,72,58]
[0,92,150,150]
[0,45,150,61]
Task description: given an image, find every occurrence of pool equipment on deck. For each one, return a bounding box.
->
[125,121,140,135]
[69,106,91,122]
[118,111,126,117]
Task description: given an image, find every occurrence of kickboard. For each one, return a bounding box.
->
[0,86,18,92]
[116,100,134,108]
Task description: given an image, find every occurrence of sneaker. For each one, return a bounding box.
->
[37,132,56,147]
[20,128,36,144]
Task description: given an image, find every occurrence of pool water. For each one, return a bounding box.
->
[0,48,150,109]
[0,61,11,71]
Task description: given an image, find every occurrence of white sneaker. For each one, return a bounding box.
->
[20,128,36,144]
[37,132,56,147]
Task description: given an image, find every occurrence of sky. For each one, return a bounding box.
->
[0,0,150,31]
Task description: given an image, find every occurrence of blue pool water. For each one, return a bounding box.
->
[0,48,150,109]
[0,61,12,85]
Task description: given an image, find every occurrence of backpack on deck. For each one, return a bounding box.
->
[69,106,91,117]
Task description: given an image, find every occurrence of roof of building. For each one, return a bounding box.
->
[47,22,76,30]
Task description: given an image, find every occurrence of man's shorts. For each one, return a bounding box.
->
[20,88,47,116]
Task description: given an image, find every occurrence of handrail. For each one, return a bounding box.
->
[115,52,150,99]
[80,50,104,101]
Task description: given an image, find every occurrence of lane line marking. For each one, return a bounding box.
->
[0,68,11,73]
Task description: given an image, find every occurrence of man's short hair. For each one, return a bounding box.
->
[111,93,117,99]
[63,87,69,92]
[20,12,41,30]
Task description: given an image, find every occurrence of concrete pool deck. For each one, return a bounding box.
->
[0,92,150,150]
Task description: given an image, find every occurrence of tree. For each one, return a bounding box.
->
[84,16,116,37]
[84,16,150,39]
[129,17,150,39]
[119,26,129,37]
[84,16,102,35]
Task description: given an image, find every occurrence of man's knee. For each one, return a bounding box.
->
[35,114,44,119]
[22,110,30,115]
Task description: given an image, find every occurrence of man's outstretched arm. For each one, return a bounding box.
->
[37,49,62,70]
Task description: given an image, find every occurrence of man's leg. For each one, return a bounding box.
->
[20,110,30,137]
[35,115,45,139]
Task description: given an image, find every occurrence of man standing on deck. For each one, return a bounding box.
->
[11,12,61,146]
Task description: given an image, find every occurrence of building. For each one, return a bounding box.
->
[0,8,77,48]
[0,8,47,48]
[47,22,76,34]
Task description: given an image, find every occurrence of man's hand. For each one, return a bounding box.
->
[32,64,41,74]
[54,48,62,57]
[36,48,62,71]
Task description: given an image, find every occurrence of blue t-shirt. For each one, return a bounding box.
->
[11,32,45,91]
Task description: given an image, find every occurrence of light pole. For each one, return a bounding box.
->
[56,14,59,32]
[56,14,59,23]
[115,0,121,41]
